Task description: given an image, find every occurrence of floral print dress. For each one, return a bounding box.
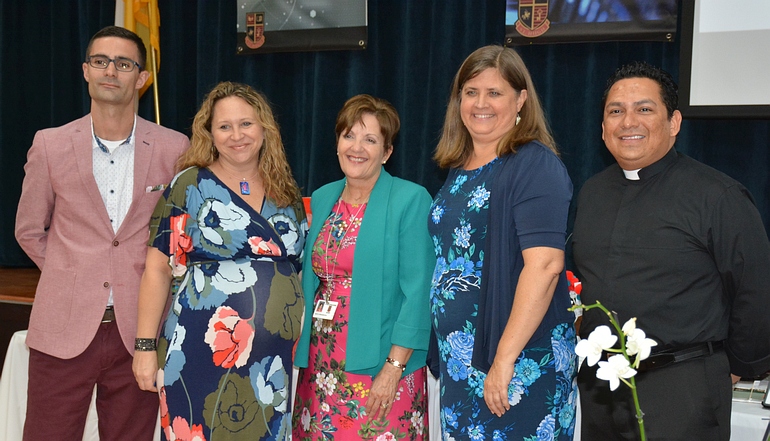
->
[149,167,307,441]
[292,199,428,440]
[429,160,578,440]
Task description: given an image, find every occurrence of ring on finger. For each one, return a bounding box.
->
[381,403,389,408]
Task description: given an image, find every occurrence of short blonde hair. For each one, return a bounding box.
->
[434,45,557,169]
[178,81,302,208]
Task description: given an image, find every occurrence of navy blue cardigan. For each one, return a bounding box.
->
[429,142,574,375]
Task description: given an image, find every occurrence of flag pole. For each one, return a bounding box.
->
[151,47,160,125]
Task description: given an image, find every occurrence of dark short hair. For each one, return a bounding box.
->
[602,61,678,119]
[335,94,400,150]
[85,26,147,71]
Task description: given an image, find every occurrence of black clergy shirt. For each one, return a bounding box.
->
[572,147,770,377]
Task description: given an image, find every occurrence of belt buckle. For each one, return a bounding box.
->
[101,307,115,323]
[638,352,675,372]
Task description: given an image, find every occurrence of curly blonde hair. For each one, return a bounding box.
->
[434,45,557,169]
[178,81,302,208]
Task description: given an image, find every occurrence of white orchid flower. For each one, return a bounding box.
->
[571,301,651,437]
[622,318,658,361]
[575,325,618,367]
[622,317,638,336]
[596,354,637,391]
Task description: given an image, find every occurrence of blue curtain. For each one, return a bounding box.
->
[1,0,768,267]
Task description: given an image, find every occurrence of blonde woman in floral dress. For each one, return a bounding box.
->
[133,82,307,440]
[292,95,435,440]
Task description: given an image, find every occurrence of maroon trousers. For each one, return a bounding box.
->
[23,322,159,441]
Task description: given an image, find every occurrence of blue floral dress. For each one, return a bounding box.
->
[148,167,308,441]
[428,159,577,440]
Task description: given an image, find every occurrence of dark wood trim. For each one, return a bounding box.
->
[0,267,39,304]
[0,267,37,367]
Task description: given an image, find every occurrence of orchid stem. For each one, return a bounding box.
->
[629,377,646,440]
[571,301,647,441]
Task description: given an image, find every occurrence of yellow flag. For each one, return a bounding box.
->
[120,0,160,97]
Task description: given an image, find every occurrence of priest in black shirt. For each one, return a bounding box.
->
[572,61,770,440]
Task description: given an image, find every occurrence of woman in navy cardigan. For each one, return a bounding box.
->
[292,95,435,440]
[428,46,577,439]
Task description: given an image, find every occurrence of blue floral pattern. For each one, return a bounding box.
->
[429,160,577,440]
[149,167,307,441]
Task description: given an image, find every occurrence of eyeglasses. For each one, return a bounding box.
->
[86,55,142,72]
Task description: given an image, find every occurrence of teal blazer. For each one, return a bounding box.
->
[294,169,435,377]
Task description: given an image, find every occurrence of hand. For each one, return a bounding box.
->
[365,363,401,421]
[484,360,515,417]
[731,374,741,385]
[133,351,159,392]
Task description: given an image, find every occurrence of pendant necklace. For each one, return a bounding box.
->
[237,170,260,195]
[219,164,260,195]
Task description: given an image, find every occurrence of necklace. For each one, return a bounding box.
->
[321,198,367,304]
[238,173,258,195]
[218,164,260,195]
[342,182,371,204]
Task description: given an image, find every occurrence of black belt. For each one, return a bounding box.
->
[101,306,116,323]
[637,341,723,372]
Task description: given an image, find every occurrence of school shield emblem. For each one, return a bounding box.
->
[246,12,265,49]
[516,0,551,38]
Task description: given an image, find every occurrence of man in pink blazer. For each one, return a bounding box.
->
[14,26,189,441]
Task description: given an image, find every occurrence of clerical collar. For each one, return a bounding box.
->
[622,169,641,180]
[632,147,678,181]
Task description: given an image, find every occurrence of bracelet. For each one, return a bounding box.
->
[385,357,406,372]
[135,338,157,351]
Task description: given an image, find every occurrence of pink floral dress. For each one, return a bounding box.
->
[292,199,428,440]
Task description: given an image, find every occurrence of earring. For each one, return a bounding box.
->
[515,114,521,126]
[382,160,386,164]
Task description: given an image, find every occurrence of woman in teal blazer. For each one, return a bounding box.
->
[292,95,435,440]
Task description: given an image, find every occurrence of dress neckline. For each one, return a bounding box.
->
[459,156,500,174]
[203,166,266,214]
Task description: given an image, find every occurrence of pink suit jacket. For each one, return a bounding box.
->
[15,115,189,359]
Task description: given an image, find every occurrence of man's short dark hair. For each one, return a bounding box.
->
[85,26,147,71]
[602,61,678,119]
